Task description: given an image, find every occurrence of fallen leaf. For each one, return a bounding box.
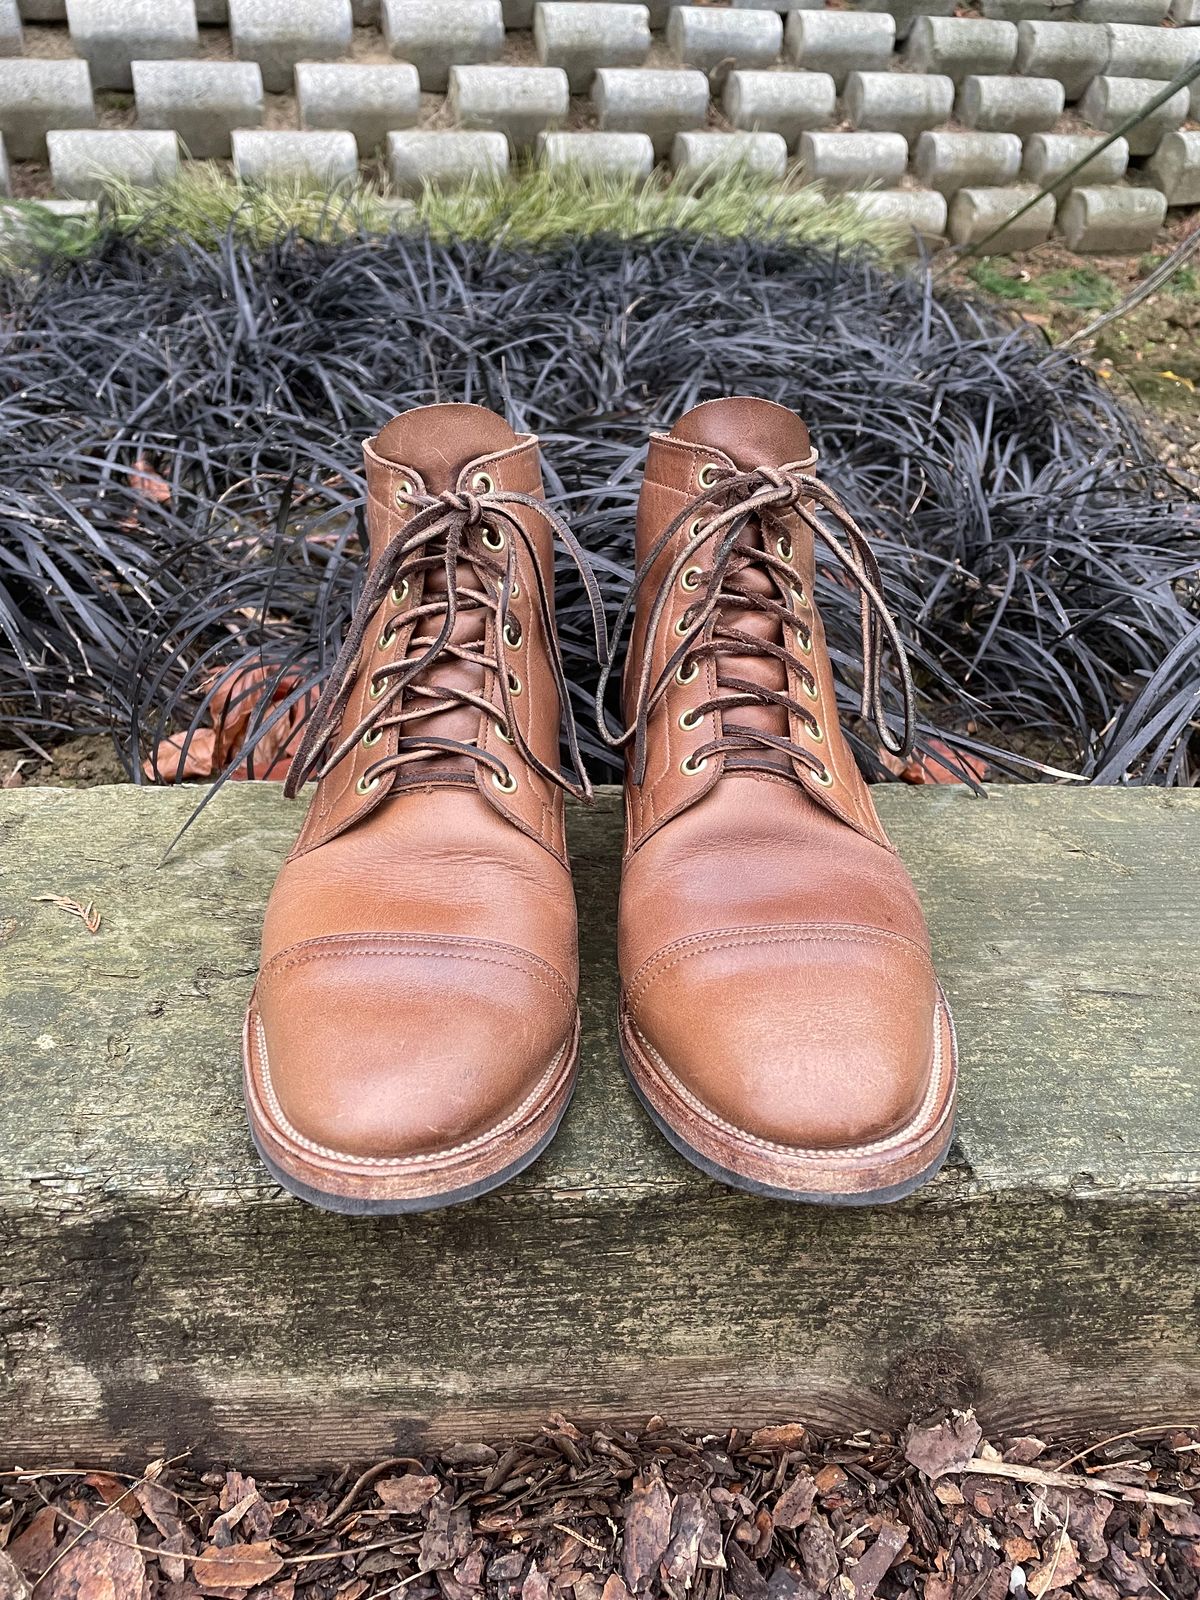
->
[39,1507,149,1600]
[1027,1532,1082,1596]
[881,738,987,786]
[131,458,171,504]
[192,1542,282,1597]
[33,894,101,934]
[600,1576,632,1600]
[904,1411,984,1480]
[376,1475,440,1515]
[622,1469,672,1594]
[146,665,308,785]
[7,1507,60,1579]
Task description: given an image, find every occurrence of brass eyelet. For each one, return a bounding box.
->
[368,676,387,699]
[507,670,522,696]
[510,579,520,600]
[361,728,382,749]
[472,471,495,495]
[813,766,834,788]
[492,769,518,794]
[679,708,701,731]
[792,584,805,606]
[356,773,381,796]
[676,659,698,686]
[503,621,522,649]
[680,566,702,592]
[494,719,513,745]
[393,478,414,506]
[482,526,505,551]
[797,631,813,655]
[802,676,819,701]
[378,625,397,651]
[697,463,720,489]
[680,753,708,776]
[807,720,824,745]
[673,615,691,637]
[776,535,792,561]
[390,579,409,606]
[688,518,704,538]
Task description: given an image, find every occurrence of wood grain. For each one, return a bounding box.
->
[1,783,1196,1468]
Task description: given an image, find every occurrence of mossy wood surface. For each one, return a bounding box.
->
[1,783,1197,1468]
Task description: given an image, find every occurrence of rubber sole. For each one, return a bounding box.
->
[619,992,957,1207]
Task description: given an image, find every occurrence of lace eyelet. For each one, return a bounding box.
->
[482,526,505,551]
[776,535,792,561]
[679,708,701,731]
[802,676,819,701]
[378,625,397,651]
[492,769,518,794]
[390,579,409,606]
[507,670,523,696]
[697,463,720,489]
[813,766,835,788]
[368,676,387,699]
[792,584,805,605]
[807,720,824,745]
[503,621,522,649]
[680,753,708,776]
[510,579,520,600]
[688,518,704,538]
[680,566,702,592]
[675,659,698,686]
[494,719,514,745]
[472,471,496,495]
[673,615,691,637]
[797,631,813,655]
[356,773,381,796]
[393,479,414,506]
[361,728,382,749]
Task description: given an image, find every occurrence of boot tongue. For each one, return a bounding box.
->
[669,396,811,472]
[670,399,813,773]
[374,403,518,493]
[371,404,520,786]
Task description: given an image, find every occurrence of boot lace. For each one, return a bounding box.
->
[287,485,608,802]
[597,458,915,787]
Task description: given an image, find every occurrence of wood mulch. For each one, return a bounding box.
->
[1,1416,1197,1600]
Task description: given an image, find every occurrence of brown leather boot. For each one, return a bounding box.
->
[606,397,957,1204]
[244,403,603,1213]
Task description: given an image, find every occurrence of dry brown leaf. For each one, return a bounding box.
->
[131,458,171,505]
[34,894,101,934]
[192,1542,282,1598]
[376,1475,440,1515]
[600,1574,632,1600]
[880,739,987,786]
[7,1507,60,1579]
[904,1411,984,1481]
[39,1507,150,1600]
[1027,1531,1082,1596]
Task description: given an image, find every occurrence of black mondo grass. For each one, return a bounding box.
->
[1,226,1197,788]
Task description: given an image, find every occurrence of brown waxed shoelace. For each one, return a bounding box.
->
[596,459,916,788]
[286,486,608,802]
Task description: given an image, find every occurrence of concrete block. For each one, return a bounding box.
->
[533,3,651,93]
[382,0,504,92]
[845,186,947,247]
[1057,183,1165,249]
[387,127,508,193]
[1014,19,1108,100]
[948,183,1056,248]
[16,0,66,16]
[1079,74,1188,153]
[1170,0,1200,20]
[536,127,654,177]
[913,128,1022,194]
[502,0,533,23]
[722,67,835,147]
[1075,0,1166,19]
[64,0,198,93]
[296,62,419,154]
[957,73,1064,132]
[132,59,263,160]
[797,127,908,190]
[448,64,568,152]
[671,127,787,180]
[847,0,953,40]
[667,5,782,84]
[1,0,22,52]
[905,16,1018,81]
[1144,129,1200,205]
[231,127,359,184]
[350,0,378,18]
[196,0,229,20]
[47,127,178,199]
[1102,22,1200,80]
[0,57,94,161]
[229,0,353,94]
[785,9,896,88]
[843,69,954,142]
[1021,130,1128,190]
[592,66,708,155]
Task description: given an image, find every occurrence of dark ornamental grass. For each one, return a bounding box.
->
[1,227,1197,785]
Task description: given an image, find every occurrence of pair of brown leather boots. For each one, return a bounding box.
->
[244,398,957,1214]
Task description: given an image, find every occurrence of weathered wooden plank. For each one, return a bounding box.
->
[0,783,1197,1468]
